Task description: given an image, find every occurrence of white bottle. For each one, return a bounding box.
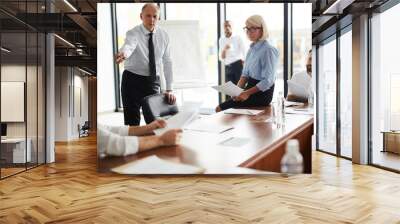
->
[281,139,303,174]
[275,91,285,127]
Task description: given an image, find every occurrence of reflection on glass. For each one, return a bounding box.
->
[226,3,283,102]
[371,4,400,171]
[317,38,337,154]
[340,29,352,158]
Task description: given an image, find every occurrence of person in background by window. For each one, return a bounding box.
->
[98,119,182,157]
[216,15,279,112]
[116,3,176,126]
[219,20,246,86]
[286,49,312,102]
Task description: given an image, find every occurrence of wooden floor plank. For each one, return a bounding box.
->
[0,135,399,223]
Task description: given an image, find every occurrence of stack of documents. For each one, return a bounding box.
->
[223,108,263,116]
[111,155,205,174]
[212,81,243,97]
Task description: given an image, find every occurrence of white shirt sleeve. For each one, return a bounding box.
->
[162,33,173,91]
[119,30,138,59]
[98,125,139,157]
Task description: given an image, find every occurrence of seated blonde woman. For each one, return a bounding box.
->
[216,15,279,112]
[98,119,182,157]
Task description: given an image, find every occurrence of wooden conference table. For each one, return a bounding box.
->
[98,106,314,174]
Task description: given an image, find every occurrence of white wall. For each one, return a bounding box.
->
[55,67,89,141]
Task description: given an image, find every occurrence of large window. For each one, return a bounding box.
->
[371,3,400,171]
[110,3,310,113]
[292,3,312,75]
[339,28,352,158]
[116,3,145,109]
[317,37,337,155]
[98,3,117,112]
[226,3,284,101]
[316,27,353,159]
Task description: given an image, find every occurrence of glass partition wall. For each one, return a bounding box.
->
[316,26,353,159]
[0,2,46,179]
[370,3,400,171]
[317,36,337,155]
[339,28,352,159]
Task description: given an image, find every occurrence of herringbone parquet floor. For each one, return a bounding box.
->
[1,134,399,224]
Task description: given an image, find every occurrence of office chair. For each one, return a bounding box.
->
[78,121,90,138]
[142,93,179,124]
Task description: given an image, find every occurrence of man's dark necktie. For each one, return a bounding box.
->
[148,32,156,82]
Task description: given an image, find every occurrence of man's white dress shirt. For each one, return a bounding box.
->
[119,24,173,90]
[219,35,246,65]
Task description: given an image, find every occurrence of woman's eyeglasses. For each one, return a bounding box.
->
[243,27,262,33]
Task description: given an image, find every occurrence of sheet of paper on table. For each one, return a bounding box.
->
[111,155,205,174]
[285,107,314,115]
[223,108,264,116]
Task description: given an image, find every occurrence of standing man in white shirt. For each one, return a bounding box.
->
[219,20,246,86]
[116,3,176,126]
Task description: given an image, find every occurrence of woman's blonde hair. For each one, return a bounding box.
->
[246,15,269,41]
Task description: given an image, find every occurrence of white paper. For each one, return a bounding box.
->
[287,80,309,100]
[111,155,205,174]
[285,107,314,115]
[284,101,304,107]
[185,120,233,133]
[153,110,198,136]
[212,81,243,97]
[223,108,263,116]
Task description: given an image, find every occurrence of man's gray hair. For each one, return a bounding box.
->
[141,3,160,12]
